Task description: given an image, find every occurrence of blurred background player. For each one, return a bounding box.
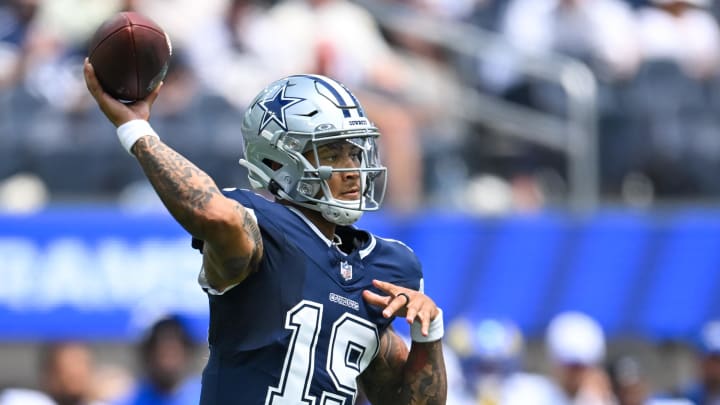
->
[445,312,619,405]
[39,342,108,405]
[448,316,604,405]
[676,320,720,405]
[607,355,693,405]
[112,316,201,405]
[0,341,107,405]
[543,311,617,405]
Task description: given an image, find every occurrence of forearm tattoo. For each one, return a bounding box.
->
[402,341,447,405]
[242,207,263,269]
[243,208,262,251]
[362,332,447,405]
[133,137,222,235]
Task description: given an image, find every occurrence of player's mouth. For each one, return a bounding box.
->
[340,188,360,199]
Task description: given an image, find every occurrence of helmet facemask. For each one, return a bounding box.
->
[292,132,386,225]
[239,74,388,225]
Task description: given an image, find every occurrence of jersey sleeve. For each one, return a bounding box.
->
[192,189,274,294]
[373,236,424,292]
[190,188,264,254]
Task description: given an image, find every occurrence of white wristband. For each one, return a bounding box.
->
[411,308,444,342]
[116,120,159,154]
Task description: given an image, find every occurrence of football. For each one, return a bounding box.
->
[87,11,172,102]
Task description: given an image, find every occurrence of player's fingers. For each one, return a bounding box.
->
[84,59,118,106]
[145,81,163,105]
[405,304,420,325]
[371,279,399,295]
[417,310,433,336]
[361,289,391,308]
[380,292,411,319]
[362,290,409,319]
[83,59,101,95]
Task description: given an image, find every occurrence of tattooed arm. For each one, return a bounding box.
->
[83,59,262,290]
[133,137,263,289]
[361,280,448,405]
[359,326,446,405]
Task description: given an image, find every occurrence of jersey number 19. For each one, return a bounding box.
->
[266,300,380,405]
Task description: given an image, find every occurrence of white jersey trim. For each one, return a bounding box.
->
[287,206,378,258]
[198,266,241,296]
[359,234,376,259]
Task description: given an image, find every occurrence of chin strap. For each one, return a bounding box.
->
[320,203,363,226]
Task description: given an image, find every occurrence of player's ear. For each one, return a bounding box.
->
[268,160,282,170]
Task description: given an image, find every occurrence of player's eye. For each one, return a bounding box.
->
[350,150,362,163]
[320,153,339,163]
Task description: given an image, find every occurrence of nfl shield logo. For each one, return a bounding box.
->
[340,261,353,281]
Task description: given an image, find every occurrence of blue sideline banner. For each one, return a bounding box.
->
[0,209,208,341]
[3,208,720,342]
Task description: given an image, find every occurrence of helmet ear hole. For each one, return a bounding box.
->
[263,158,283,171]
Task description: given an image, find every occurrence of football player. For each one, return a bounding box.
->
[83,60,447,405]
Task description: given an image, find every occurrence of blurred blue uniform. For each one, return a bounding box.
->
[194,189,423,404]
[114,377,201,405]
[677,320,720,405]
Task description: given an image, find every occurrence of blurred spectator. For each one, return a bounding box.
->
[617,0,720,198]
[90,366,133,405]
[133,0,229,51]
[0,172,48,213]
[30,0,122,49]
[113,316,201,405]
[377,0,478,211]
[401,0,479,21]
[499,0,640,83]
[0,342,105,405]
[40,342,107,405]
[636,0,720,80]
[0,0,40,88]
[184,0,277,109]
[676,320,720,405]
[608,355,693,405]
[469,0,641,208]
[20,0,122,111]
[544,311,617,405]
[465,0,509,31]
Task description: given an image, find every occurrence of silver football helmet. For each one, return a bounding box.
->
[239,74,387,225]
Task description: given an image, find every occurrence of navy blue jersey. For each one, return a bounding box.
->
[194,189,423,405]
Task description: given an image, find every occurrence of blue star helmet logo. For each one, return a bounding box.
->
[258,82,305,132]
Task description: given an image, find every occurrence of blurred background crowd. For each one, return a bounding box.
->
[4,0,720,212]
[3,0,720,404]
[6,312,720,405]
